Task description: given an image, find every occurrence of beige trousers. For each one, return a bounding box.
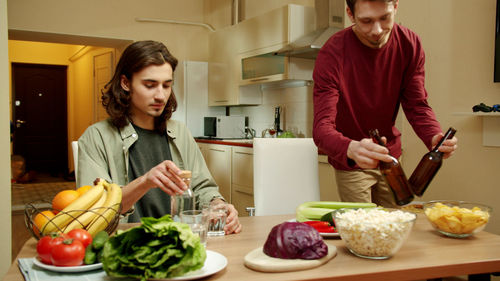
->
[334,168,398,208]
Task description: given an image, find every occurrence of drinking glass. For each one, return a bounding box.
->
[202,201,228,236]
[180,210,208,246]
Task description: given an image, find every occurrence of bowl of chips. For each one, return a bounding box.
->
[423,200,492,238]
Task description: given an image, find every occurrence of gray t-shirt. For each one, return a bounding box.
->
[127,123,173,223]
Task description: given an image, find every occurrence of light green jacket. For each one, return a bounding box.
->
[76,119,222,211]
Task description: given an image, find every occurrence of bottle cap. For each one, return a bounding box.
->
[179,170,192,179]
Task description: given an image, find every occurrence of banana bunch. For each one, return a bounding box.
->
[41,179,122,237]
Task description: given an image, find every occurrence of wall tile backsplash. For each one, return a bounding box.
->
[230,85,314,138]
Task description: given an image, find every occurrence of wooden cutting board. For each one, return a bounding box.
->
[243,245,337,273]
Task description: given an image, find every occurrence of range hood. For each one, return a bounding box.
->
[275,0,346,59]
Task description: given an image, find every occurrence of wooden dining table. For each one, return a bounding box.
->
[4,214,500,281]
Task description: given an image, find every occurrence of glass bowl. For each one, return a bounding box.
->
[423,200,492,238]
[333,208,416,259]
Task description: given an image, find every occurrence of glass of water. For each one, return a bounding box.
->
[203,201,228,236]
[180,210,208,246]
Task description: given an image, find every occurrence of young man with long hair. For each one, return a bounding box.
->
[77,40,241,234]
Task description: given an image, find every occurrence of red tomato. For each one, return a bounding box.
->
[36,234,66,265]
[51,239,85,266]
[67,229,93,248]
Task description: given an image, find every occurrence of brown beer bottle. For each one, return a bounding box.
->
[409,127,457,196]
[369,129,414,206]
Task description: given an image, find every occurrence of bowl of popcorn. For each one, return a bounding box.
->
[333,208,416,259]
[423,200,492,238]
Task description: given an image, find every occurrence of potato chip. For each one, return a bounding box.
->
[425,202,489,235]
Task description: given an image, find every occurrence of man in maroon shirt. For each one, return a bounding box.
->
[313,0,458,207]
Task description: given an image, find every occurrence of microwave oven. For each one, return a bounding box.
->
[204,116,246,139]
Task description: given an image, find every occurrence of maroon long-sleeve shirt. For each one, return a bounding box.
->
[313,24,442,171]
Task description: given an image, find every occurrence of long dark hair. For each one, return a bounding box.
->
[102,40,178,133]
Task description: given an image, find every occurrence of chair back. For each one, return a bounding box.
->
[253,138,320,216]
[71,141,78,182]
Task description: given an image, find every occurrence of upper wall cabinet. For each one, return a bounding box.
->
[237,4,315,55]
[208,25,244,106]
[208,4,315,106]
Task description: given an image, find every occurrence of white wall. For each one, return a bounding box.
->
[7,0,211,62]
[396,0,500,235]
[232,85,314,138]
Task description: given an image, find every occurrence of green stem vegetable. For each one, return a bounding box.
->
[296,201,376,222]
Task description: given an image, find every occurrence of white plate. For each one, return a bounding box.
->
[287,219,340,238]
[154,250,228,280]
[32,258,102,273]
[31,250,227,279]
[320,231,340,238]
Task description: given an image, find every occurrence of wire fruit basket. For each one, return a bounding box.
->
[24,200,121,240]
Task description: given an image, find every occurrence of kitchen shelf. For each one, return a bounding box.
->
[453,112,500,116]
[454,112,500,147]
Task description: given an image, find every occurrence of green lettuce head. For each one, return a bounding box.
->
[101,214,206,281]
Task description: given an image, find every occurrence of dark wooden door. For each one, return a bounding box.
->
[12,63,68,175]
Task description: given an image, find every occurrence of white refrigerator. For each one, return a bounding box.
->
[172,61,225,137]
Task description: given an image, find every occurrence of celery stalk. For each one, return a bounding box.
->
[295,201,376,222]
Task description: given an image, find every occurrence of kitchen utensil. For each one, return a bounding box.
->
[244,245,337,273]
[274,106,283,135]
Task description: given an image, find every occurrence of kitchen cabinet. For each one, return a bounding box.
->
[237,5,315,86]
[197,142,208,160]
[198,142,254,216]
[208,24,261,106]
[231,146,254,217]
[197,143,232,202]
[199,142,341,216]
[207,4,315,106]
[318,155,340,201]
[237,4,315,55]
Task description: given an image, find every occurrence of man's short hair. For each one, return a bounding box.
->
[346,0,397,16]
